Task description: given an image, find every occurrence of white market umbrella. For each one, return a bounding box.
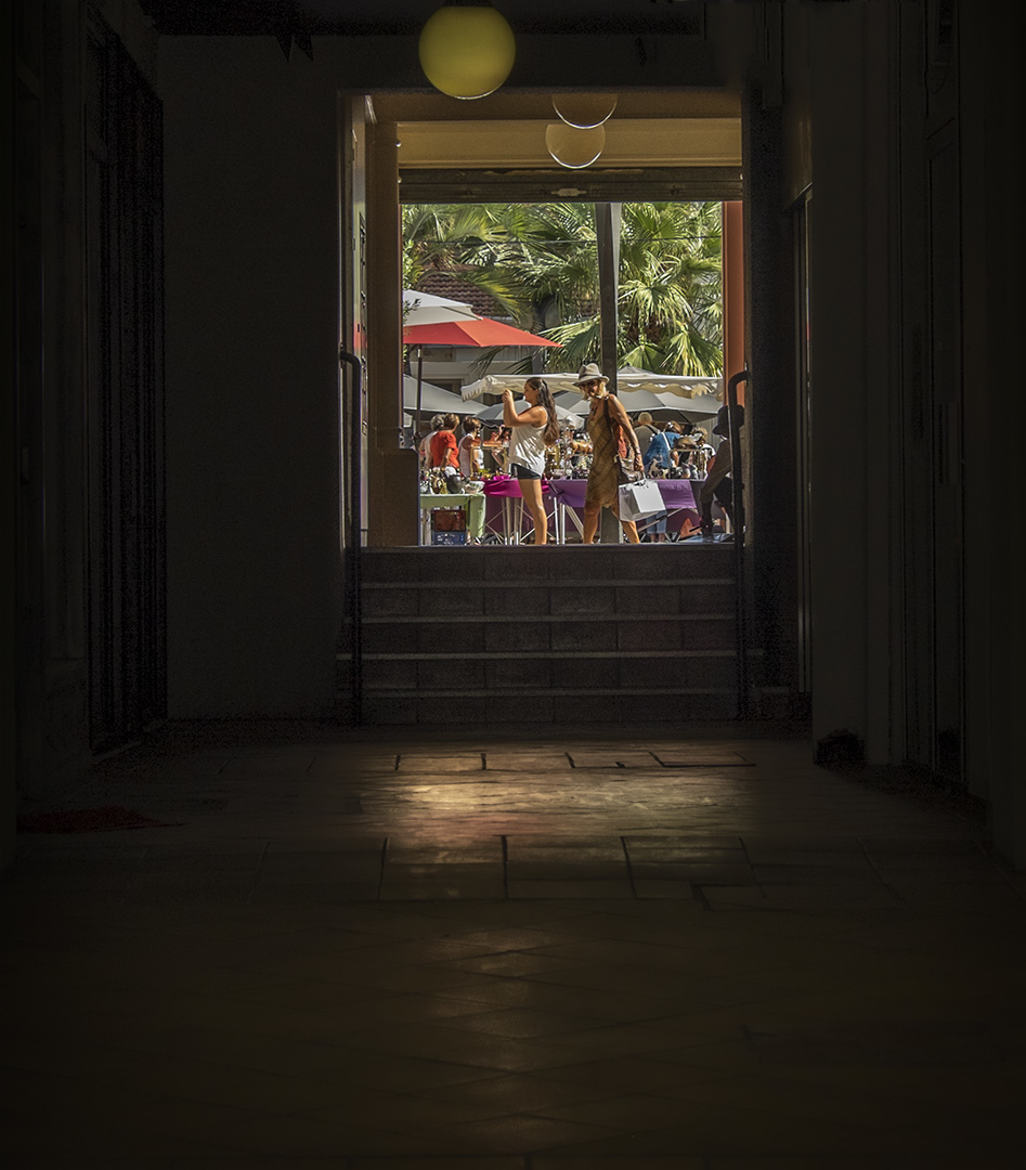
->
[658,389,723,420]
[401,375,486,418]
[402,289,480,327]
[554,387,720,422]
[602,387,670,413]
[615,364,722,398]
[553,390,588,411]
[462,365,722,401]
[476,399,583,426]
[462,371,580,399]
[600,386,723,421]
[403,289,482,430]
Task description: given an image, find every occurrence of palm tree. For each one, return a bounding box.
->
[401,204,526,318]
[401,200,723,377]
[543,202,722,375]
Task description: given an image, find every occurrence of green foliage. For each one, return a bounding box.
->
[401,201,723,377]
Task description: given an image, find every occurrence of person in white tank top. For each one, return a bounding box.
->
[502,377,558,545]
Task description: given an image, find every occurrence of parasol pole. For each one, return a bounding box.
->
[595,202,621,395]
[414,345,424,436]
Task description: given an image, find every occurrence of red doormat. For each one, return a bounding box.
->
[17,806,181,833]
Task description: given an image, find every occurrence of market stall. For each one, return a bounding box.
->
[547,478,701,543]
[418,491,486,545]
[482,475,555,544]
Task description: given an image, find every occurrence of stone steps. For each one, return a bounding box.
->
[343,545,745,724]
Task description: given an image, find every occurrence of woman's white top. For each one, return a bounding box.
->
[458,434,480,478]
[508,414,548,475]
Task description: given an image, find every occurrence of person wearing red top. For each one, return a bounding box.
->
[428,413,460,471]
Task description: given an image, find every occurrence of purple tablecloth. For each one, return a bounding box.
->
[482,475,701,540]
[548,478,697,511]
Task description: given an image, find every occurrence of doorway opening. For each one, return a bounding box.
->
[348,88,745,551]
[402,198,734,547]
[338,88,771,724]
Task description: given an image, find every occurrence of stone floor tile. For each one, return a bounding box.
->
[381,880,506,900]
[396,753,486,772]
[341,1051,508,1095]
[349,1159,525,1170]
[438,1007,609,1040]
[638,864,756,890]
[509,865,629,884]
[567,750,662,769]
[353,934,518,965]
[533,1090,704,1131]
[533,1159,704,1170]
[532,1055,721,1099]
[508,881,634,899]
[695,884,770,909]
[486,752,573,771]
[429,977,563,1010]
[387,839,504,863]
[249,879,381,903]
[5,721,1019,1165]
[651,749,753,767]
[757,883,900,910]
[419,1071,610,1115]
[422,1112,620,1155]
[439,979,683,1021]
[334,1020,597,1074]
[632,878,703,900]
[436,952,581,980]
[704,1160,1010,1170]
[886,880,1026,910]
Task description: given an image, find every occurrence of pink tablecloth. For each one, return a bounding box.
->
[482,475,552,498]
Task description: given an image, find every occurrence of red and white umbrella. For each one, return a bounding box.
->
[403,297,559,431]
[403,316,560,349]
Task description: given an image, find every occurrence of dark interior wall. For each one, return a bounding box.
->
[957,6,1026,858]
[780,5,812,207]
[803,1,903,762]
[160,38,342,717]
[3,6,18,866]
[743,86,798,700]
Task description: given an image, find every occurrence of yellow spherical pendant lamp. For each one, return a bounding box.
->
[418,4,516,100]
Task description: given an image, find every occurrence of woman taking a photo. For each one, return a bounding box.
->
[576,363,644,544]
[501,377,559,545]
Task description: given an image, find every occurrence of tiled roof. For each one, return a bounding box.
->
[415,274,504,318]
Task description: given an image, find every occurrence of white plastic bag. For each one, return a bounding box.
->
[618,478,664,520]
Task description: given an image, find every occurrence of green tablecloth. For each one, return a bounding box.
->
[419,492,485,541]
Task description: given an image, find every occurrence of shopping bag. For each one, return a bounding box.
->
[618,478,664,520]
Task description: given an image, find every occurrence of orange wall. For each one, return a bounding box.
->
[722,200,745,403]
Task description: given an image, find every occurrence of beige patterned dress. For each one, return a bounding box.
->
[585,395,624,513]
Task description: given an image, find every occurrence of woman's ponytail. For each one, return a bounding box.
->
[529,378,560,446]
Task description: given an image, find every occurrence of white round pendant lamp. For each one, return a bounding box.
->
[545,122,606,169]
[551,93,618,129]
